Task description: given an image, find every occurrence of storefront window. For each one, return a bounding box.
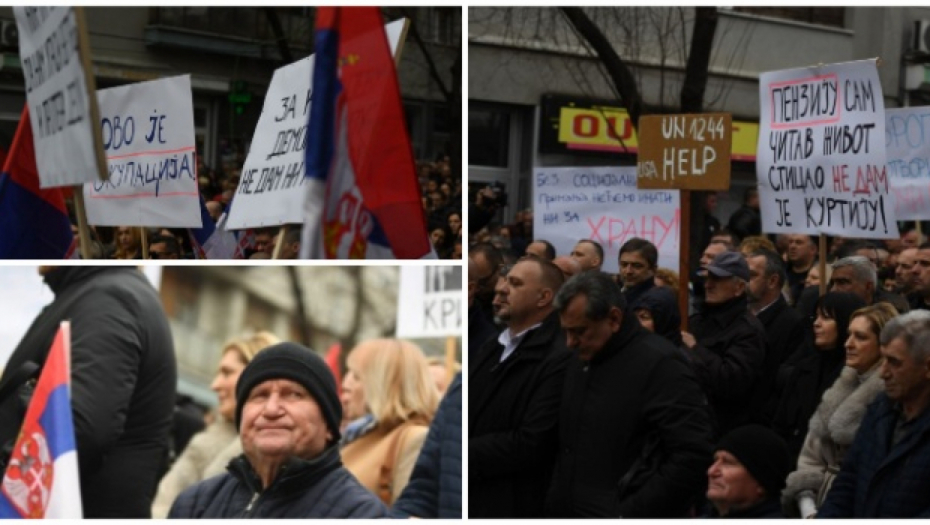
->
[469,108,510,168]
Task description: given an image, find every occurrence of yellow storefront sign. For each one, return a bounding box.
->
[557,106,759,161]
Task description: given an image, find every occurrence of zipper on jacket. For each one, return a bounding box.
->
[243,492,260,515]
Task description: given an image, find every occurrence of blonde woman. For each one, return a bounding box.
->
[112,226,143,259]
[781,303,897,518]
[151,331,279,518]
[340,339,440,506]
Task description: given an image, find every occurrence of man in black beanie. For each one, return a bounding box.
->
[168,343,388,518]
[706,424,791,518]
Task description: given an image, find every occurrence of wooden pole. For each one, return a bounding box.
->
[271,226,286,259]
[679,189,691,332]
[72,190,93,259]
[140,227,149,259]
[74,7,109,183]
[818,234,827,297]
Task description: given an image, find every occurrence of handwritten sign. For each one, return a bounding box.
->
[637,113,732,190]
[757,59,898,238]
[396,266,462,338]
[83,75,200,227]
[14,7,106,188]
[225,19,406,230]
[533,166,680,274]
[886,107,930,220]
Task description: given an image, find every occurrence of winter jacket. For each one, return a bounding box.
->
[152,418,238,518]
[0,267,176,517]
[708,498,783,518]
[167,446,388,518]
[392,374,462,518]
[756,295,807,420]
[773,292,866,462]
[468,303,497,366]
[545,315,714,518]
[621,278,655,309]
[818,394,930,518]
[689,294,769,437]
[469,310,572,517]
[341,419,429,505]
[781,365,884,517]
[631,285,683,348]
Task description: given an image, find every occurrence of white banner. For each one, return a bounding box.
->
[886,106,930,220]
[14,7,104,188]
[757,59,898,238]
[83,75,200,227]
[533,166,680,275]
[225,19,406,230]
[396,266,462,339]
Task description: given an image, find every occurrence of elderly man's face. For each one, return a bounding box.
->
[241,379,331,462]
[880,337,930,407]
[706,450,765,515]
[560,294,621,361]
[829,266,871,302]
[704,274,745,305]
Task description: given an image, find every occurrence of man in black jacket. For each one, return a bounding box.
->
[617,237,657,306]
[683,251,769,437]
[546,271,713,517]
[169,343,386,518]
[0,267,175,518]
[469,255,570,517]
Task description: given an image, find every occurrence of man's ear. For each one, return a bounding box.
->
[608,306,623,332]
[538,287,554,307]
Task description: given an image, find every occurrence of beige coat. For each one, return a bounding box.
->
[151,418,238,518]
[781,365,884,517]
[341,421,429,505]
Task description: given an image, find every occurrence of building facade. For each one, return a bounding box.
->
[0,7,460,174]
[469,7,930,222]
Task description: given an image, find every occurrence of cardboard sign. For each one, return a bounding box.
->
[757,59,898,238]
[396,266,462,338]
[83,75,200,227]
[886,107,930,220]
[533,166,680,274]
[637,113,732,190]
[14,7,107,188]
[225,19,406,230]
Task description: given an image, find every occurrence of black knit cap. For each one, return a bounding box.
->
[716,424,791,497]
[235,342,342,442]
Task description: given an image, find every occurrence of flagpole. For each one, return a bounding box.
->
[140,227,149,259]
[72,190,94,259]
[271,226,286,259]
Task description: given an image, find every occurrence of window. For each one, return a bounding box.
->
[731,7,845,28]
[428,8,457,45]
[469,108,510,168]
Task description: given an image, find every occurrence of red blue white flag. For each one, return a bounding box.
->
[0,322,82,518]
[188,194,239,259]
[301,7,433,259]
[0,106,72,259]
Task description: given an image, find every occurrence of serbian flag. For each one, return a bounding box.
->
[0,106,72,259]
[0,322,82,518]
[301,7,433,259]
[188,194,238,259]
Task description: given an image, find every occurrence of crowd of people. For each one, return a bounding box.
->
[468,207,930,518]
[0,267,462,518]
[65,154,461,260]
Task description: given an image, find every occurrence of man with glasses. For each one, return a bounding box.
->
[470,255,571,517]
[148,234,180,259]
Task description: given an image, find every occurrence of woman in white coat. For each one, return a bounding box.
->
[781,303,897,518]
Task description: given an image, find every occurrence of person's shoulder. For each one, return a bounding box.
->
[317,467,390,518]
[168,472,236,518]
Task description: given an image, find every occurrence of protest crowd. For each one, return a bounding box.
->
[0,267,462,518]
[468,198,930,518]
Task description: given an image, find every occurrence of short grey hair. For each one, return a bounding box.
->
[554,271,626,320]
[880,310,930,361]
[832,255,877,288]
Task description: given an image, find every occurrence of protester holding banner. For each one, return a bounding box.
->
[340,338,439,506]
[0,267,176,517]
[151,332,280,518]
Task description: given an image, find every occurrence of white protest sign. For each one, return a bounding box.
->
[757,59,898,238]
[396,266,462,339]
[15,7,106,188]
[82,75,200,227]
[226,19,406,230]
[885,107,930,220]
[533,166,680,274]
